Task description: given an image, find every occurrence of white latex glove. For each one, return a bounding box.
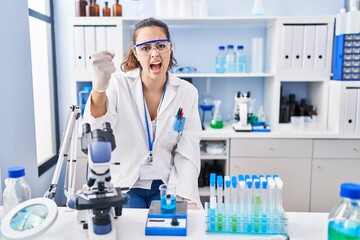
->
[91,50,116,92]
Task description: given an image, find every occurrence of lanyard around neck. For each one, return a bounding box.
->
[143,78,168,163]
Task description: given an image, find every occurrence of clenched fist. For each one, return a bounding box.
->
[91,50,116,92]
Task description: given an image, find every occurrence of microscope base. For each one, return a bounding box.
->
[233,123,252,132]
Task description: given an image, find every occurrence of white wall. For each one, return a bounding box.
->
[0,0,39,203]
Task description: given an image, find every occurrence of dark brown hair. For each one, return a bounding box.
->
[120,18,177,72]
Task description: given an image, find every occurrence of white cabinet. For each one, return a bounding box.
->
[230,138,313,212]
[311,139,360,212]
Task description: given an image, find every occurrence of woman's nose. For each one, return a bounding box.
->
[150,47,160,57]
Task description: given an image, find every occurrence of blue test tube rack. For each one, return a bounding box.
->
[205,173,288,235]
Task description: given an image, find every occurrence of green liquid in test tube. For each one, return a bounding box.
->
[254,180,261,233]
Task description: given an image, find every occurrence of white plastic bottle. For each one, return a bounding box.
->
[346,7,360,34]
[225,45,236,73]
[335,8,347,36]
[2,166,31,216]
[236,45,247,73]
[215,46,226,73]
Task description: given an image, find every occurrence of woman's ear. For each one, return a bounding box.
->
[132,48,139,61]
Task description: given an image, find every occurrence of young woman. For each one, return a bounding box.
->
[84,18,202,209]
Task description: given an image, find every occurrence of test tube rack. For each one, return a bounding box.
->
[205,174,288,235]
[205,203,288,234]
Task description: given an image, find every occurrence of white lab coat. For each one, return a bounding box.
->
[83,69,202,208]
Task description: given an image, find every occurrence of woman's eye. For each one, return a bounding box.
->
[158,44,166,49]
[141,45,151,51]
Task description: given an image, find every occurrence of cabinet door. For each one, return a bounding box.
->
[311,159,360,212]
[230,156,311,212]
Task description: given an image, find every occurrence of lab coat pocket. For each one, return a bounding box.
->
[163,117,182,149]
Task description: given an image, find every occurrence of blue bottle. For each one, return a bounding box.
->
[328,183,360,240]
[215,46,226,73]
[78,85,92,115]
[236,45,247,73]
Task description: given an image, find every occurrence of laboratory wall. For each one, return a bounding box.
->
[0,0,40,203]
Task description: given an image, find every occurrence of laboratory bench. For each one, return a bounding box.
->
[199,126,360,212]
[0,207,329,240]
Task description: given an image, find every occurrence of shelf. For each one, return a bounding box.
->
[198,186,210,197]
[200,152,227,160]
[173,72,275,78]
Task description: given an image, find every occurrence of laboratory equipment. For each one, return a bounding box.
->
[205,174,288,235]
[210,100,224,129]
[236,45,247,73]
[251,0,264,16]
[2,166,31,216]
[145,200,188,236]
[215,46,226,73]
[199,95,214,130]
[75,0,88,16]
[102,2,111,16]
[44,105,128,240]
[225,45,236,73]
[112,0,122,16]
[159,184,176,210]
[328,182,360,240]
[233,91,252,132]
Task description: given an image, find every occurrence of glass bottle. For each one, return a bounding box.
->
[2,167,31,216]
[87,0,99,16]
[113,0,122,16]
[215,45,226,73]
[102,2,111,17]
[236,45,247,73]
[75,0,88,17]
[225,45,236,73]
[328,183,360,240]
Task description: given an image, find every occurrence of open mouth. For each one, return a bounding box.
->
[150,62,162,71]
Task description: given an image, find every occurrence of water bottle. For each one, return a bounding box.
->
[2,166,31,216]
[225,45,236,73]
[236,45,247,73]
[328,182,360,240]
[215,46,226,73]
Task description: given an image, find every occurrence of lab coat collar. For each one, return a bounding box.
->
[125,69,180,133]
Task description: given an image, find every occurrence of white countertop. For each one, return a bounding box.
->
[201,124,360,139]
[0,208,329,240]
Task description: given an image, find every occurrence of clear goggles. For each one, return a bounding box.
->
[133,39,171,56]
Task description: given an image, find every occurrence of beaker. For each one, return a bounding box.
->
[159,184,176,210]
[210,100,224,129]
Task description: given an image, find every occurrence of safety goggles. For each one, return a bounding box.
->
[133,39,171,56]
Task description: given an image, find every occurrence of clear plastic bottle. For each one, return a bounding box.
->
[2,166,31,216]
[225,45,236,73]
[328,182,360,240]
[215,46,226,73]
[236,45,247,73]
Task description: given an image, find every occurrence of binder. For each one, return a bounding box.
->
[343,88,358,134]
[291,25,304,69]
[106,26,116,52]
[73,26,85,70]
[281,25,293,69]
[84,26,96,70]
[95,26,106,52]
[314,25,328,69]
[302,25,316,69]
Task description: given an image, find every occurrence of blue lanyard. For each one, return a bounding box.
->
[143,79,167,163]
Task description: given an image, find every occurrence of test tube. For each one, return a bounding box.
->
[217,175,224,231]
[261,180,268,233]
[267,177,276,232]
[253,179,261,233]
[209,173,217,232]
[224,176,231,231]
[238,175,245,216]
[231,176,238,232]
